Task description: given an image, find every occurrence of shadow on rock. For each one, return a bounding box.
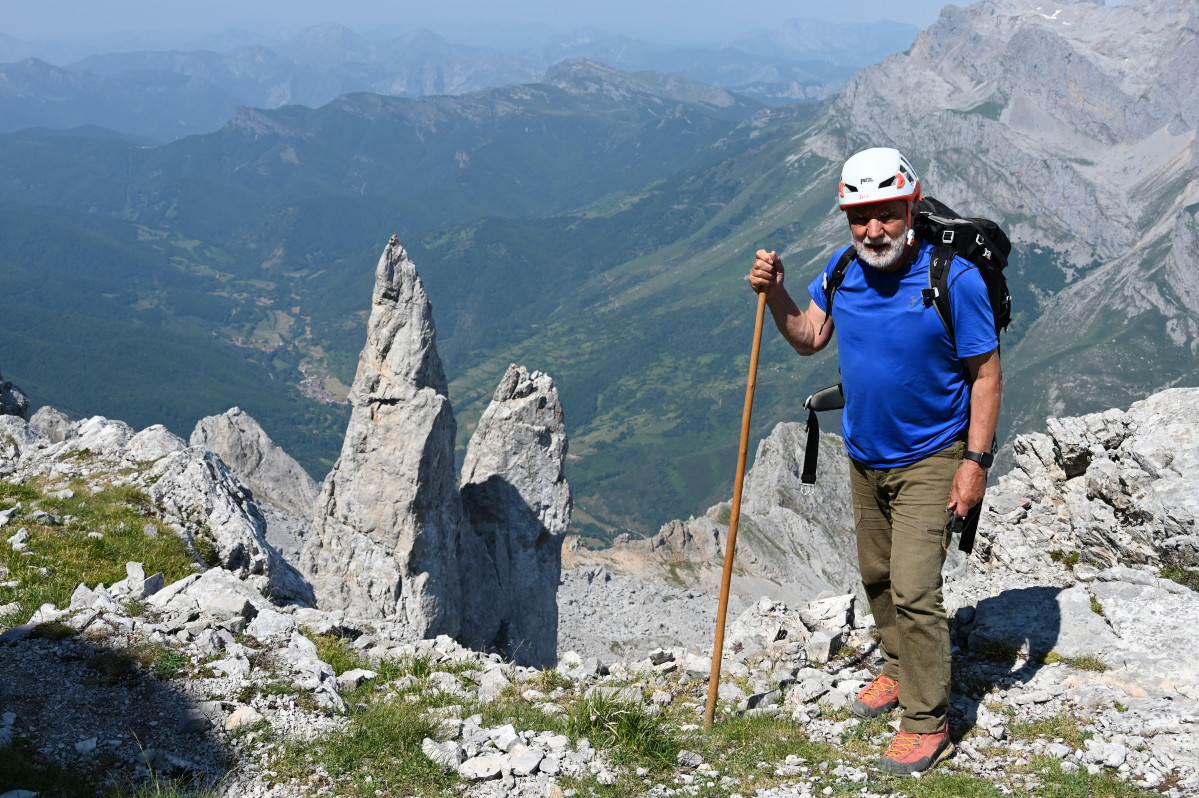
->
[952,585,1064,732]
[460,474,562,669]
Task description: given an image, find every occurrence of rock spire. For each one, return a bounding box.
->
[299,238,571,664]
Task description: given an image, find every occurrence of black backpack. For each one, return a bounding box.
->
[801,197,1011,552]
[821,195,1012,345]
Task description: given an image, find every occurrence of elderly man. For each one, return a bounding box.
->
[748,147,1002,775]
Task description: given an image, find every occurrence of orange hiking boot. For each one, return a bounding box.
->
[878,724,955,775]
[851,673,899,718]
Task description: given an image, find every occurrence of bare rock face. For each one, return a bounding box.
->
[0,416,46,477]
[29,406,77,443]
[0,371,30,421]
[123,424,188,465]
[583,423,860,605]
[145,447,314,605]
[298,240,571,664]
[191,407,318,519]
[299,238,467,637]
[459,365,572,667]
[974,387,1199,572]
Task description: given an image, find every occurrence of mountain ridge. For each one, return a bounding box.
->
[0,20,917,140]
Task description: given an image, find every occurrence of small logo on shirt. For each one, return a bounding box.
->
[909,295,921,306]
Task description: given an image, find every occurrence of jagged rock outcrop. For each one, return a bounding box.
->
[29,406,75,443]
[459,364,572,667]
[974,387,1199,572]
[145,446,313,605]
[299,237,466,634]
[0,405,310,603]
[0,370,30,420]
[191,407,319,520]
[299,238,571,665]
[0,416,45,478]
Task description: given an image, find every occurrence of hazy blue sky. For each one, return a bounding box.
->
[2,0,952,43]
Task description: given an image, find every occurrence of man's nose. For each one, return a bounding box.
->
[866,218,886,238]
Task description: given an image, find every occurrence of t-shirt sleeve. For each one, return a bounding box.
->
[808,246,854,314]
[949,261,999,358]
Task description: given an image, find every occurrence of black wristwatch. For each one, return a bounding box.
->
[964,450,994,469]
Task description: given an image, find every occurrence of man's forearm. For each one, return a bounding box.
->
[967,367,1002,454]
[766,289,822,356]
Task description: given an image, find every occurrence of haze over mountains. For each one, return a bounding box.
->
[0,19,917,141]
[1,0,1195,542]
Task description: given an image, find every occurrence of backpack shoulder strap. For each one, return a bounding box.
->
[819,247,856,335]
[921,244,956,346]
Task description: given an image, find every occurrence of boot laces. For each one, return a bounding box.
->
[862,675,896,701]
[885,731,922,758]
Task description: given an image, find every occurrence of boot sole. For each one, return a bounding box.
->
[878,739,955,776]
[850,698,899,718]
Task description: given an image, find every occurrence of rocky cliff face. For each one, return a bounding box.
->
[562,421,861,659]
[0,369,30,420]
[2,236,572,666]
[0,412,311,604]
[459,365,571,666]
[190,407,318,521]
[298,238,571,665]
[299,236,467,634]
[974,387,1199,573]
[190,407,318,566]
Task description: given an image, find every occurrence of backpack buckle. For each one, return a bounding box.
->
[941,230,955,245]
[921,287,939,306]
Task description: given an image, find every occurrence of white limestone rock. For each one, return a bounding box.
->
[144,447,312,604]
[29,406,76,443]
[300,238,467,636]
[975,387,1199,571]
[190,407,318,521]
[299,240,570,664]
[459,364,572,667]
[123,425,187,465]
[0,416,47,477]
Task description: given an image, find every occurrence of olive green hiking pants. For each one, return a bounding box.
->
[850,441,963,734]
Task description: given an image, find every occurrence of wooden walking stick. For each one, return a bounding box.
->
[704,287,768,728]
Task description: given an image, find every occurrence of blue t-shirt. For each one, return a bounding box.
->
[808,243,998,468]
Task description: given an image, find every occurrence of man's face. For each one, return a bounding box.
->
[846,199,909,271]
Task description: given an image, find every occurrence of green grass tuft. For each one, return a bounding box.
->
[974,637,1023,664]
[567,692,679,771]
[273,693,457,798]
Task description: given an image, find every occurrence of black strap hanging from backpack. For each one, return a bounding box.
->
[801,384,844,484]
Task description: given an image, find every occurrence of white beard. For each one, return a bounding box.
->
[853,228,908,271]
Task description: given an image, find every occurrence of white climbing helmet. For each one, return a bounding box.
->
[837,147,921,209]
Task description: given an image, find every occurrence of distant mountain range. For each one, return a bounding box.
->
[1,0,1195,543]
[0,20,918,141]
